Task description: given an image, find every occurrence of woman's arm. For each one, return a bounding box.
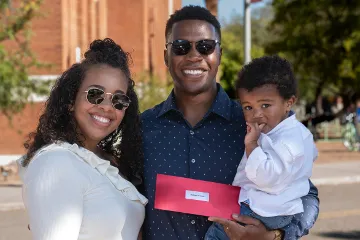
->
[23,150,86,240]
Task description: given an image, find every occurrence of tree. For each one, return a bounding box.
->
[266,0,360,108]
[0,0,48,117]
[135,71,172,113]
[220,6,273,98]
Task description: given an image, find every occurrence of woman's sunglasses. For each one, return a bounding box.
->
[165,39,221,56]
[84,87,131,110]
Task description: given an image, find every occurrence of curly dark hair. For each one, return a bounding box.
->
[235,55,297,99]
[165,5,221,41]
[23,38,143,182]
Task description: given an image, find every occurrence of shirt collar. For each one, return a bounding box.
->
[157,83,232,121]
[209,84,232,121]
[157,89,178,118]
[266,111,296,136]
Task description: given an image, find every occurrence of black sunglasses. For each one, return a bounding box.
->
[166,39,220,56]
[84,87,131,110]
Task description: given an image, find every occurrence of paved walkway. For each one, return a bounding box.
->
[311,141,360,185]
[315,141,360,163]
[312,161,360,186]
[0,186,24,211]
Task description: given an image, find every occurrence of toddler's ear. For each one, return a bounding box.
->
[286,96,297,111]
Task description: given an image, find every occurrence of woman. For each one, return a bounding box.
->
[19,38,147,240]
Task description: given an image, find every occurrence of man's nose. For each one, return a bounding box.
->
[186,44,202,62]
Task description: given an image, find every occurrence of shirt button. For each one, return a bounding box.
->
[191,159,196,163]
[190,130,194,135]
[191,220,195,224]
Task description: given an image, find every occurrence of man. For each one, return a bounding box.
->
[141,5,319,240]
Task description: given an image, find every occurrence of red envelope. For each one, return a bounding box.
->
[154,174,241,219]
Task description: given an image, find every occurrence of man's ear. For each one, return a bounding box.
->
[218,47,222,66]
[164,49,169,67]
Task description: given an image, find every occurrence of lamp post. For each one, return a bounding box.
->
[244,0,262,64]
[244,0,251,64]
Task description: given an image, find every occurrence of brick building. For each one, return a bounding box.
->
[0,0,181,161]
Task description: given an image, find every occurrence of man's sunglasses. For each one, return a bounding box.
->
[165,39,220,56]
[84,87,131,110]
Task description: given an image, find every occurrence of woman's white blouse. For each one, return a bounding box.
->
[18,142,147,240]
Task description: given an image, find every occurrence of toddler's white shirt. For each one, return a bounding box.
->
[233,114,317,217]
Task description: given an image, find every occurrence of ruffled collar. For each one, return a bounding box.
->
[24,142,148,206]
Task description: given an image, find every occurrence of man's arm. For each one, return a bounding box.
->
[209,214,279,240]
[209,182,319,240]
[283,180,319,240]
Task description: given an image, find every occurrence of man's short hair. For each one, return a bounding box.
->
[165,5,221,41]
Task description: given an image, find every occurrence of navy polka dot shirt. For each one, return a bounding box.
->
[141,84,319,240]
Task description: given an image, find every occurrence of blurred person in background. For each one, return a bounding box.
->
[331,95,344,115]
[356,98,360,144]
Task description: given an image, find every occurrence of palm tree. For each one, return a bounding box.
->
[205,0,218,18]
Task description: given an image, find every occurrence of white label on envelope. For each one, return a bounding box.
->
[185,190,210,202]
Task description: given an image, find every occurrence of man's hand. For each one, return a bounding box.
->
[209,214,276,240]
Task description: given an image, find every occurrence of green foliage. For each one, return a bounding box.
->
[0,0,48,117]
[266,0,360,103]
[219,7,272,98]
[219,29,244,98]
[135,72,173,113]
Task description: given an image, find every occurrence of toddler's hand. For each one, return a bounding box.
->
[244,122,265,146]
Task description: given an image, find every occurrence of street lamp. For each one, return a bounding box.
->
[244,0,262,64]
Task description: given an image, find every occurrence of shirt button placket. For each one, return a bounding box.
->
[189,130,195,178]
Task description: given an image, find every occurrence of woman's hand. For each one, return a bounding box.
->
[209,214,276,240]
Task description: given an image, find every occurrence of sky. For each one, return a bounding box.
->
[182,0,268,24]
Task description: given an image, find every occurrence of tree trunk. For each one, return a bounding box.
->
[205,0,219,18]
[314,80,326,115]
